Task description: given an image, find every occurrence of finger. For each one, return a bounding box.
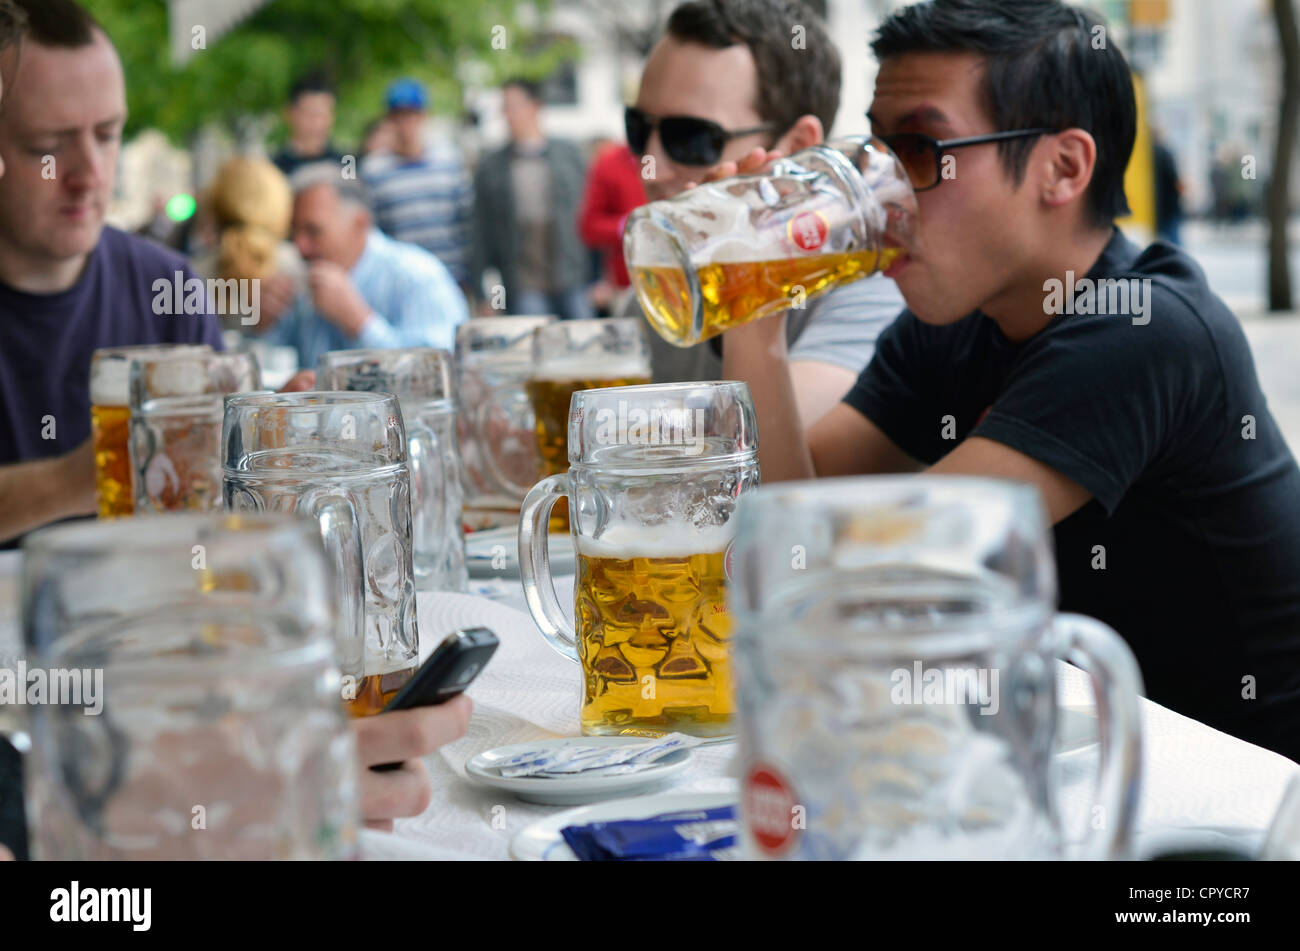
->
[278,370,316,393]
[359,758,433,822]
[364,819,395,833]
[352,695,473,767]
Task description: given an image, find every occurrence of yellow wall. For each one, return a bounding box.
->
[1118,72,1156,243]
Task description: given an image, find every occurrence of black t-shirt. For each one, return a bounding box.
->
[845,228,1300,763]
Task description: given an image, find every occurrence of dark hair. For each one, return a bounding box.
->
[0,0,25,53]
[871,0,1135,228]
[665,0,840,140]
[289,70,336,104]
[503,76,543,103]
[11,0,99,47]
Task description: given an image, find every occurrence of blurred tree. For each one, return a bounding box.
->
[84,0,573,147]
[1269,0,1297,312]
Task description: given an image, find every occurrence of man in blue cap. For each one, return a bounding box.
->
[362,78,473,290]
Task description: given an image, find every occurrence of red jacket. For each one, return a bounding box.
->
[577,144,646,287]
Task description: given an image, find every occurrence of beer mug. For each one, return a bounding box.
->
[729,477,1145,860]
[518,381,759,736]
[222,392,418,716]
[455,316,555,530]
[20,514,360,859]
[129,350,263,513]
[89,343,212,517]
[624,136,917,346]
[527,318,651,531]
[317,348,467,593]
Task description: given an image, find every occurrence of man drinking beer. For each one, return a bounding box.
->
[624,0,906,427]
[719,0,1300,762]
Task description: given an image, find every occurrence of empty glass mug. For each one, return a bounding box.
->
[222,392,418,716]
[89,343,212,517]
[455,316,556,531]
[624,136,917,346]
[20,514,360,859]
[317,347,467,593]
[129,350,263,513]
[527,318,652,532]
[519,381,759,736]
[729,477,1145,860]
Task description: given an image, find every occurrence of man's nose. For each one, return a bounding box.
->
[60,132,108,189]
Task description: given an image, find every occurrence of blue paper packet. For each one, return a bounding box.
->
[561,805,738,861]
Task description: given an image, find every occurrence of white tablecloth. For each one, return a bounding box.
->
[2,552,1297,860]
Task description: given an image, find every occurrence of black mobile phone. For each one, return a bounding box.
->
[370,627,499,772]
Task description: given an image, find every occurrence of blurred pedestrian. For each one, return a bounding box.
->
[192,155,304,335]
[471,77,591,320]
[360,115,395,160]
[362,79,473,288]
[1152,132,1184,246]
[251,163,468,368]
[273,72,345,178]
[578,140,646,301]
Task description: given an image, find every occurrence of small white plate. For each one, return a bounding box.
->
[465,736,694,806]
[466,526,575,579]
[510,790,738,861]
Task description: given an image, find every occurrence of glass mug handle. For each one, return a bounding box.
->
[518,474,578,663]
[407,422,446,574]
[1050,612,1145,860]
[313,495,366,690]
[478,389,539,499]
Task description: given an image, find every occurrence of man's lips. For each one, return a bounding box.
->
[883,253,911,279]
[59,205,96,221]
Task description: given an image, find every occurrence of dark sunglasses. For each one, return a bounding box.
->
[625,106,777,167]
[876,128,1057,191]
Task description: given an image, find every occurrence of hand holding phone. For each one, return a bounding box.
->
[370,627,499,771]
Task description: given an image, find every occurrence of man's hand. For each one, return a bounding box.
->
[0,439,96,544]
[279,370,316,393]
[351,695,473,831]
[308,262,372,338]
[253,273,298,333]
[689,146,785,187]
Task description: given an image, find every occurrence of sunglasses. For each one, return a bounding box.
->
[625,106,778,167]
[876,128,1057,191]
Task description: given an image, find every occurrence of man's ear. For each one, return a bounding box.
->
[773,114,824,154]
[1039,128,1097,210]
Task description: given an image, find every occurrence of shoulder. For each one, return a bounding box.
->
[98,227,193,284]
[374,233,456,286]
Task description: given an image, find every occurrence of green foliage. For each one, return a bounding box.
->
[83,0,573,146]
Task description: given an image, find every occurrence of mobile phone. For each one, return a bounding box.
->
[369,627,499,772]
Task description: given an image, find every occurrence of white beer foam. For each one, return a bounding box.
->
[576,522,735,559]
[531,359,649,383]
[145,358,208,397]
[90,360,132,407]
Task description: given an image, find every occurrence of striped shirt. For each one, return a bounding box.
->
[363,144,473,284]
[261,229,469,369]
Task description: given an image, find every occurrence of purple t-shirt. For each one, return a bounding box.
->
[0,227,224,465]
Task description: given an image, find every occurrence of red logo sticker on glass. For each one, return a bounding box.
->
[787,211,828,252]
[745,763,800,856]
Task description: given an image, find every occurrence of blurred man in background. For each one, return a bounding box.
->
[363,79,473,289]
[252,164,468,368]
[623,0,906,428]
[471,78,590,320]
[273,71,346,178]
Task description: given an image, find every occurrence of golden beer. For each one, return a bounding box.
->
[526,371,651,531]
[575,531,733,735]
[634,248,902,347]
[92,403,134,517]
[344,666,416,718]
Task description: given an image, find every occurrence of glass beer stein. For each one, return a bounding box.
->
[527,318,652,532]
[89,343,212,517]
[129,350,263,513]
[456,316,556,530]
[20,514,360,859]
[222,392,419,716]
[729,477,1145,860]
[519,381,759,736]
[317,347,467,593]
[624,136,917,346]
